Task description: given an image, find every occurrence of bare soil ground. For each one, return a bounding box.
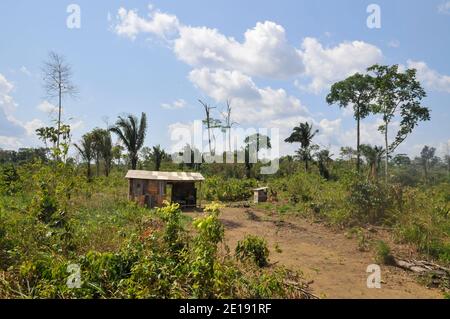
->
[186,207,443,299]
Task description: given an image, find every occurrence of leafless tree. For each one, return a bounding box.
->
[221,100,238,153]
[42,52,78,149]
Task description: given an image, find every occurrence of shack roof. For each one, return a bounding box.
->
[125,170,205,182]
[253,187,268,191]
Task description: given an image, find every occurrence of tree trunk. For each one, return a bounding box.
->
[384,123,389,183]
[131,154,138,170]
[57,81,62,151]
[87,162,92,181]
[356,107,360,173]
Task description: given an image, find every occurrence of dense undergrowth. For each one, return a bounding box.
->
[0,162,309,298]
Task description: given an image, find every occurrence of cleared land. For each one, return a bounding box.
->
[188,207,442,299]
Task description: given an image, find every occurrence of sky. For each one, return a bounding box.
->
[0,0,449,159]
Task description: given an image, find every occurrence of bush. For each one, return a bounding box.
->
[375,241,395,265]
[202,176,257,202]
[348,180,392,224]
[235,235,269,267]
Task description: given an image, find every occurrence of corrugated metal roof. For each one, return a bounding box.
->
[125,170,205,181]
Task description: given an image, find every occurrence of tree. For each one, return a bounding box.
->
[368,64,430,181]
[112,144,124,166]
[340,146,356,162]
[284,122,319,172]
[150,145,167,171]
[98,130,113,176]
[326,73,375,172]
[36,124,71,161]
[42,52,78,150]
[244,134,271,178]
[199,100,221,155]
[360,144,384,180]
[220,100,238,153]
[74,133,94,181]
[419,145,436,181]
[110,113,147,170]
[315,149,333,180]
[392,154,411,166]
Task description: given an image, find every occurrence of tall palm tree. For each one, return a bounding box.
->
[109,113,147,170]
[74,133,94,181]
[150,145,167,171]
[360,144,384,180]
[285,122,319,172]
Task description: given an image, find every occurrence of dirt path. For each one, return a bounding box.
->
[187,207,443,299]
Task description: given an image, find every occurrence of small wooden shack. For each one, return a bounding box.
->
[253,187,268,203]
[125,170,205,208]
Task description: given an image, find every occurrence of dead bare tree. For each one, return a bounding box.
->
[199,99,218,155]
[221,100,238,153]
[42,52,78,149]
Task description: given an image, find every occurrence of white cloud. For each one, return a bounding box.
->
[407,60,450,93]
[0,73,17,117]
[23,118,45,136]
[20,66,31,76]
[37,100,59,114]
[438,1,450,14]
[388,39,400,48]
[174,21,304,78]
[298,37,383,93]
[189,68,308,124]
[0,136,22,149]
[161,98,186,110]
[114,7,180,40]
[114,7,304,78]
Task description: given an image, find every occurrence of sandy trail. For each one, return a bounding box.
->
[188,207,442,299]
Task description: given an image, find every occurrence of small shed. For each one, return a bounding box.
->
[125,170,205,208]
[253,187,268,203]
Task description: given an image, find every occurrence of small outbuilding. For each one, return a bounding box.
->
[125,170,205,208]
[253,187,268,204]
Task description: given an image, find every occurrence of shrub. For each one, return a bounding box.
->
[235,235,269,267]
[375,240,395,265]
[203,176,257,202]
[348,180,392,224]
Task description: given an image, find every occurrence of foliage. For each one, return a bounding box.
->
[109,113,147,170]
[235,235,269,267]
[202,176,257,202]
[375,240,395,265]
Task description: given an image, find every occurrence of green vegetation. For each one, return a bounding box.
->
[235,235,270,267]
[0,57,448,298]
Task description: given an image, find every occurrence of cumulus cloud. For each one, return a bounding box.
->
[297,37,383,93]
[0,136,22,149]
[37,100,59,114]
[0,73,47,147]
[189,68,308,124]
[114,7,180,40]
[174,21,304,78]
[407,60,450,93]
[161,98,186,110]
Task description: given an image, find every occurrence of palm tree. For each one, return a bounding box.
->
[285,122,319,172]
[150,145,167,171]
[109,113,147,170]
[98,130,112,176]
[74,133,94,181]
[360,144,384,180]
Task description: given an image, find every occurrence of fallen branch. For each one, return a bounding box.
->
[283,280,320,299]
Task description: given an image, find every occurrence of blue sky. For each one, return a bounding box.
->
[1,0,449,158]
